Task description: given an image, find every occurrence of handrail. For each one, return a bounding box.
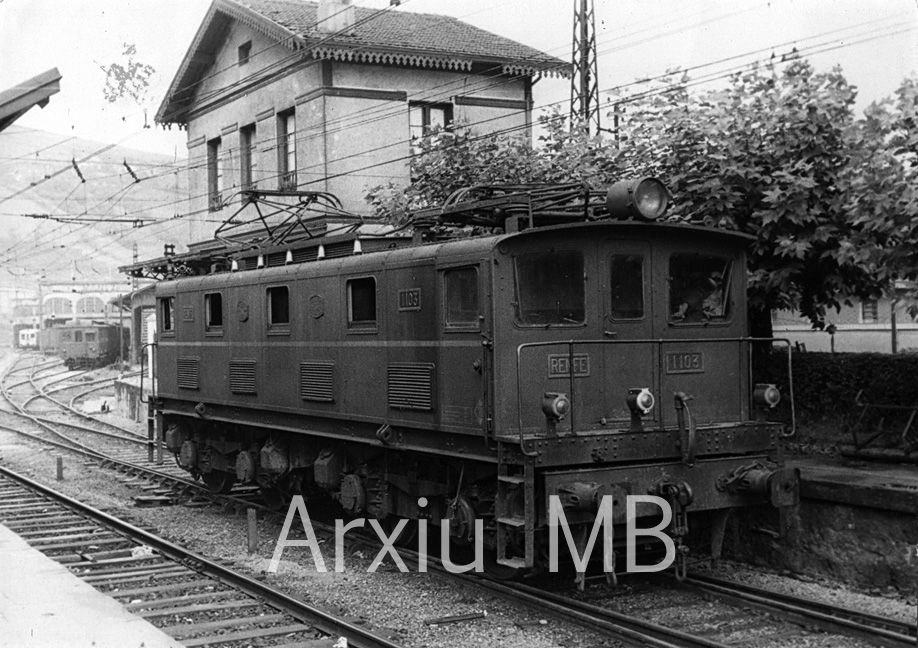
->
[514,336,795,454]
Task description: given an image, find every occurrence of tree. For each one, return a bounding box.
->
[366,60,918,333]
[100,43,156,127]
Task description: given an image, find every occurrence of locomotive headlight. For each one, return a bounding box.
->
[542,392,571,422]
[606,177,670,220]
[626,387,655,415]
[753,384,781,409]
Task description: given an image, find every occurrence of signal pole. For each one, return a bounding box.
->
[571,0,600,135]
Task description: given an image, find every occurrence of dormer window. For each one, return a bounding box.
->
[238,41,252,66]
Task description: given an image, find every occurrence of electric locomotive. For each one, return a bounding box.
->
[149,180,799,580]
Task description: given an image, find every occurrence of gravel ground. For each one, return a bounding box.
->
[697,559,916,623]
[1,353,914,647]
[0,426,612,648]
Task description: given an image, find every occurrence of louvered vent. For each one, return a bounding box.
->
[229,359,256,394]
[177,357,200,390]
[300,361,335,402]
[388,363,435,411]
[325,242,353,259]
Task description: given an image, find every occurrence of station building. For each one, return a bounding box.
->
[155,0,567,242]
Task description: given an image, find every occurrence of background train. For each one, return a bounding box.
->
[17,328,38,350]
[41,322,128,369]
[150,179,799,580]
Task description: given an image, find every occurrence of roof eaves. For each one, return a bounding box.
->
[156,0,305,126]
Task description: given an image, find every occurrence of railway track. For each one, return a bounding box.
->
[502,573,917,648]
[2,352,913,648]
[0,354,265,513]
[0,463,403,648]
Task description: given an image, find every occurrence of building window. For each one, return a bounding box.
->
[208,137,224,211]
[240,124,257,191]
[409,103,453,141]
[278,110,296,191]
[444,267,479,327]
[160,297,174,332]
[205,292,223,333]
[267,286,290,331]
[238,41,252,66]
[861,299,879,323]
[347,277,377,329]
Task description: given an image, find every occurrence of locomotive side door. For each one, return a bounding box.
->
[600,240,657,425]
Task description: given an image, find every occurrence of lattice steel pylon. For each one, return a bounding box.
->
[570,0,600,135]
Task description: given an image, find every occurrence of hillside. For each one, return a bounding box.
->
[0,125,189,286]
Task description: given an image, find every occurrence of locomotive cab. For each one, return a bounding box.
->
[488,220,797,577]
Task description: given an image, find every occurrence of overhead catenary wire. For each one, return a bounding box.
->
[3,4,914,270]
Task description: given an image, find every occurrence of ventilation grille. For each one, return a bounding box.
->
[300,361,335,402]
[388,363,434,411]
[177,357,200,390]
[229,359,256,394]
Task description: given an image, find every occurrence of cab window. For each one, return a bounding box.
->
[515,250,585,326]
[669,254,731,323]
[609,254,644,320]
[444,267,479,328]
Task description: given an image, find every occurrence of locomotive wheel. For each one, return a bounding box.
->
[260,485,290,510]
[376,517,418,548]
[202,469,235,494]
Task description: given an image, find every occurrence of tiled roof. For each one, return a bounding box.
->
[234,0,566,73]
[157,0,568,124]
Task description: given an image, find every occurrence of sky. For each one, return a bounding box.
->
[1,0,916,158]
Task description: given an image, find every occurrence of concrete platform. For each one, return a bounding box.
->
[114,372,152,422]
[788,455,918,514]
[0,524,182,648]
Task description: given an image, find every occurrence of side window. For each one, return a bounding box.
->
[74,331,83,342]
[669,254,732,323]
[347,277,376,329]
[267,286,290,332]
[609,254,644,320]
[205,292,224,333]
[444,267,479,328]
[160,297,174,332]
[515,250,585,326]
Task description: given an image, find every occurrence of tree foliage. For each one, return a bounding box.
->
[367,60,918,329]
[102,42,156,105]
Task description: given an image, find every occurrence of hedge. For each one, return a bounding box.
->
[755,351,918,446]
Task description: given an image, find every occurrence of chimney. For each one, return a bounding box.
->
[318,0,356,35]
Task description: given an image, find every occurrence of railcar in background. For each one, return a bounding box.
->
[150,180,799,582]
[17,328,38,350]
[51,322,126,369]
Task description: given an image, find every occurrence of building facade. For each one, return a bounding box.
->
[773,287,918,353]
[156,0,566,243]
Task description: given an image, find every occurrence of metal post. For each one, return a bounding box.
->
[118,294,124,367]
[891,298,898,354]
[247,508,258,553]
[56,456,64,481]
[155,408,164,465]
